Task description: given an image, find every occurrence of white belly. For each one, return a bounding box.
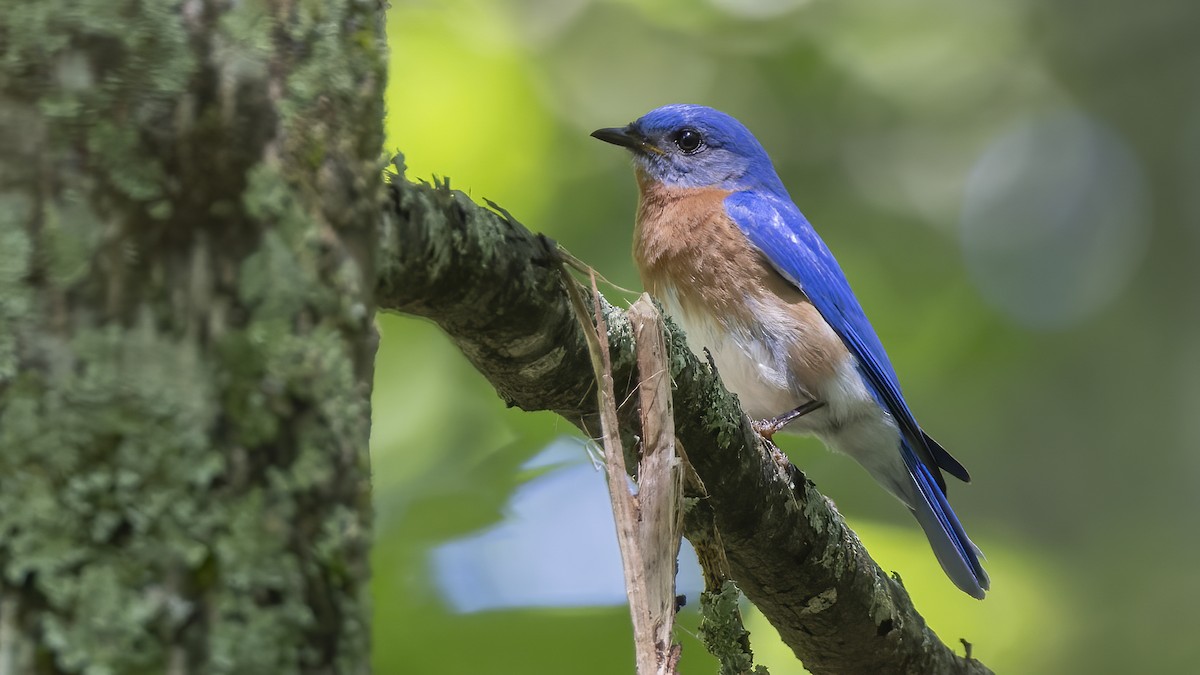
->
[658,288,863,424]
[666,297,799,420]
[659,289,913,503]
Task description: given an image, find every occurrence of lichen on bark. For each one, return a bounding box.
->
[0,0,386,672]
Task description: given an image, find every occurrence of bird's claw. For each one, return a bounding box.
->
[752,399,826,443]
[752,417,785,443]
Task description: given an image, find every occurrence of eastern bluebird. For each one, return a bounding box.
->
[593,104,989,599]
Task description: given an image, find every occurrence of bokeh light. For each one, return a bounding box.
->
[960,110,1150,330]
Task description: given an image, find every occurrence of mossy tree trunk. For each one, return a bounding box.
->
[0,1,385,673]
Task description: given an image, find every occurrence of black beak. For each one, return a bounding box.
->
[591,126,662,155]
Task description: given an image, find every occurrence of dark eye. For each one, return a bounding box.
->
[673,128,704,154]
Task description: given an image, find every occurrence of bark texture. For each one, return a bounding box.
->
[380,169,994,675]
[0,1,385,672]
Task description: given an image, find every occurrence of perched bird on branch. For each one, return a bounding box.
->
[593,104,989,599]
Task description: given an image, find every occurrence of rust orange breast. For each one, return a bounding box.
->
[631,171,849,384]
[633,171,797,321]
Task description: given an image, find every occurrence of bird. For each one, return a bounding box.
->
[592,104,989,599]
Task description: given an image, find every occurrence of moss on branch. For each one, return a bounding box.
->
[379,167,993,675]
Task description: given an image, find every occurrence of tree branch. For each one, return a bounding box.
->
[378,163,993,675]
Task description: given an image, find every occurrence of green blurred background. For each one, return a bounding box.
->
[373,1,1200,673]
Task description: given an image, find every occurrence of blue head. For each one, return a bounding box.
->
[592,104,786,194]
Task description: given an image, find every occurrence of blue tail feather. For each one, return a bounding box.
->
[902,442,990,599]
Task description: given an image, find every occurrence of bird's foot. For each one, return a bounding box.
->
[752,399,826,442]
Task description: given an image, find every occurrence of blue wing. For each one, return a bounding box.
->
[724,190,933,463]
[724,189,989,598]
